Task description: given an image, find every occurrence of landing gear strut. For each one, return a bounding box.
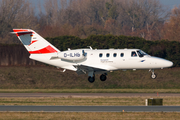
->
[100,74,107,81]
[149,69,157,79]
[88,71,95,83]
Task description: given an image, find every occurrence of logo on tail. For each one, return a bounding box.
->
[13,29,59,54]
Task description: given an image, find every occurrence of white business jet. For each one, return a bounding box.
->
[12,29,173,83]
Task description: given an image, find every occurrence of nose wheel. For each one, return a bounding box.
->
[149,69,157,79]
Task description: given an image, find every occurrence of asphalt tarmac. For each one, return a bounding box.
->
[0,93,180,112]
[0,106,180,112]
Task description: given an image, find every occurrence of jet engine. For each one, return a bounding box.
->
[58,50,87,61]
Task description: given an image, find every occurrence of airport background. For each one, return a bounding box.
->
[0,1,180,119]
[0,0,180,65]
[0,0,180,89]
[0,0,180,44]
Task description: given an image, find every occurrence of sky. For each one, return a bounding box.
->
[159,0,180,8]
[29,0,180,14]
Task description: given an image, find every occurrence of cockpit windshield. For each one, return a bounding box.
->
[137,50,148,57]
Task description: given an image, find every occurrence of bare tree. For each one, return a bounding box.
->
[163,6,180,41]
[116,0,169,40]
[0,0,38,43]
[38,0,169,40]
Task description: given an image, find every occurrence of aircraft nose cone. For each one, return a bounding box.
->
[168,61,173,67]
[165,60,173,68]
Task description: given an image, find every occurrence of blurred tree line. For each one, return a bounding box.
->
[46,35,180,67]
[0,0,180,43]
[0,35,179,67]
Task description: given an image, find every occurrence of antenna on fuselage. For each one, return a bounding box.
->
[87,46,93,50]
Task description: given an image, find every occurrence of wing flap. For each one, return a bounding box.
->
[74,65,107,75]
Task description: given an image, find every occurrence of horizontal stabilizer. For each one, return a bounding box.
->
[50,56,60,60]
[11,31,34,36]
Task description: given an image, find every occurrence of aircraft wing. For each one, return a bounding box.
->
[74,65,107,75]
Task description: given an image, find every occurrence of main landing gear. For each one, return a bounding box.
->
[149,69,157,79]
[88,73,107,83]
[88,76,95,83]
[100,73,107,81]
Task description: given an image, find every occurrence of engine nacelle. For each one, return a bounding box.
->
[58,50,86,61]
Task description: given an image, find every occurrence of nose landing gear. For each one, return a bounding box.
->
[149,69,157,79]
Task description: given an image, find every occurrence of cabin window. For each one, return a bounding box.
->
[131,51,137,57]
[106,53,110,57]
[120,53,124,57]
[113,53,117,57]
[99,53,103,57]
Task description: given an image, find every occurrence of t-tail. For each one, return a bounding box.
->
[13,29,60,54]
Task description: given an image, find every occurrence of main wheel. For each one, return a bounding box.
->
[88,76,95,83]
[100,74,107,81]
[151,73,157,79]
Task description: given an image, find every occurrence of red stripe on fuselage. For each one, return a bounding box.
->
[29,45,57,54]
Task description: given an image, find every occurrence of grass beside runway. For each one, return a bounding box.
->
[0,66,180,89]
[0,96,180,106]
[0,112,180,120]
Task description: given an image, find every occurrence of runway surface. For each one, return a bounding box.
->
[0,106,180,112]
[0,93,180,112]
[0,93,180,97]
